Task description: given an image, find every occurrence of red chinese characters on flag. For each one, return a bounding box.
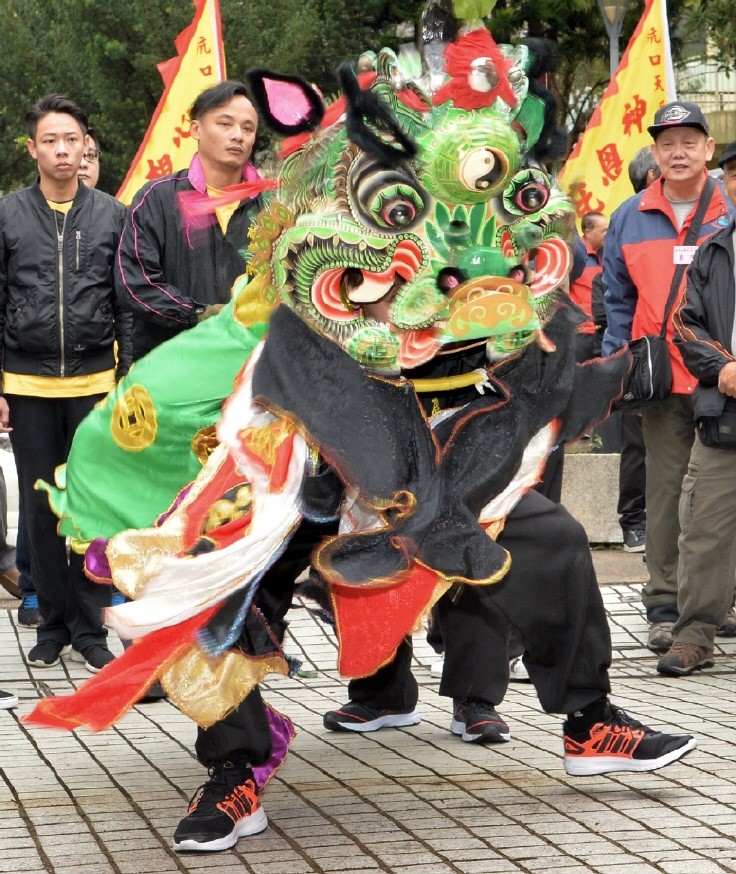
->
[145,155,174,181]
[569,182,605,216]
[597,144,623,187]
[622,96,647,135]
[117,0,226,205]
[557,0,677,219]
[173,115,192,149]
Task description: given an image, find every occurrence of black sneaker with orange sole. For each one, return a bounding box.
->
[563,702,696,776]
[173,762,267,852]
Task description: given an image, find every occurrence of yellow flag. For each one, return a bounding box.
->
[116,0,226,205]
[557,0,676,220]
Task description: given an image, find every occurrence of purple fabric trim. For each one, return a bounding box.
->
[85,538,112,583]
[253,705,295,791]
[156,483,192,526]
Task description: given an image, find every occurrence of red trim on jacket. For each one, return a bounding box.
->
[570,240,601,334]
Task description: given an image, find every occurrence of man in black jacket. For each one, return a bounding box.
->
[0,94,131,672]
[115,80,263,360]
[658,141,736,676]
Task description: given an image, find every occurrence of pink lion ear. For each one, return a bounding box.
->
[246,70,325,135]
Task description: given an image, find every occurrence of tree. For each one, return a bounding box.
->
[222,0,423,96]
[681,0,736,71]
[0,0,191,193]
[0,0,694,194]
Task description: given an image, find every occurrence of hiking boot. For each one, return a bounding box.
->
[509,655,530,683]
[323,701,421,732]
[17,594,42,628]
[657,642,715,677]
[717,607,736,638]
[0,689,18,709]
[647,621,674,653]
[173,762,267,852]
[451,699,510,743]
[81,645,115,674]
[27,640,70,667]
[563,702,696,776]
[622,527,646,553]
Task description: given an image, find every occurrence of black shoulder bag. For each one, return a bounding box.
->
[616,176,717,414]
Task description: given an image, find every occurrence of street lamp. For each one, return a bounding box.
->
[597,0,632,78]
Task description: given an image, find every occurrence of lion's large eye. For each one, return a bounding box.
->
[350,157,429,232]
[371,184,423,229]
[503,169,551,215]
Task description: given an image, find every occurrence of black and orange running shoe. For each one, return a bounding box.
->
[323,701,421,732]
[173,762,267,852]
[563,702,696,776]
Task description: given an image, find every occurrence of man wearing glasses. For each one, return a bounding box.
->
[78,133,101,189]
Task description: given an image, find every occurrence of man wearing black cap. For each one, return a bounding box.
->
[657,141,736,674]
[602,101,735,662]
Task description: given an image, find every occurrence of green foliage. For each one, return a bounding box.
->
[0,0,697,195]
[223,1,423,93]
[0,0,192,193]
[681,0,736,70]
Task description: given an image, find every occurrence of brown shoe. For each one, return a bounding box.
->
[647,621,674,653]
[0,567,20,599]
[657,642,715,676]
[717,607,736,637]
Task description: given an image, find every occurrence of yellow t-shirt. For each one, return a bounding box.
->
[206,186,241,234]
[2,198,116,398]
[47,199,73,215]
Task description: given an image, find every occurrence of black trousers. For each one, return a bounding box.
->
[7,393,111,650]
[195,491,612,766]
[426,445,563,681]
[349,490,611,716]
[617,413,646,531]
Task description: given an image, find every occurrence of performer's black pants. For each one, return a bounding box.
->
[7,393,111,651]
[350,490,611,716]
[196,491,612,766]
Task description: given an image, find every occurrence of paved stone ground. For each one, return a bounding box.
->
[1,550,736,874]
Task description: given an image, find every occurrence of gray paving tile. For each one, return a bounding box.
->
[1,554,736,873]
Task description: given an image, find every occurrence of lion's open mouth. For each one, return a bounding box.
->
[359,272,408,322]
[343,259,412,305]
[309,238,424,323]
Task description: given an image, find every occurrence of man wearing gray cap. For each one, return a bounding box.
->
[602,102,735,662]
[658,141,736,674]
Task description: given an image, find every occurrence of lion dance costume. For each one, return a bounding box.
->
[27,0,694,853]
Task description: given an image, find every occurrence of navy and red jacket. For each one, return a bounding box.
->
[601,172,734,394]
[569,237,602,334]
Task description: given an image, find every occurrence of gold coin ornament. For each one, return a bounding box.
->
[110,384,158,451]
